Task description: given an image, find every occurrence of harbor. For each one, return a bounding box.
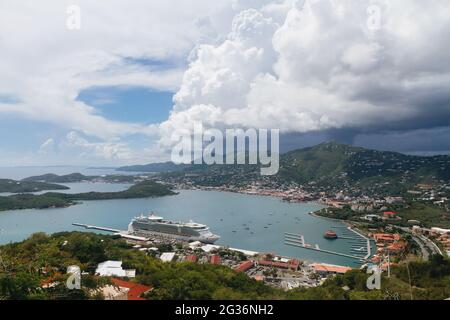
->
[72,215,371,267]
[0,190,365,267]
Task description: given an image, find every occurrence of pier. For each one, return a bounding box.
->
[284,226,372,262]
[285,232,305,246]
[346,227,372,260]
[72,223,122,233]
[284,233,364,261]
[72,223,149,241]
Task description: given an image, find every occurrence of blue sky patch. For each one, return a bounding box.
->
[0,95,21,104]
[77,86,174,124]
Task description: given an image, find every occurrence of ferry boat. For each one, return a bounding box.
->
[128,213,220,244]
[324,230,338,239]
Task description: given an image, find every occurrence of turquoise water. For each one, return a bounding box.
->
[0,189,365,267]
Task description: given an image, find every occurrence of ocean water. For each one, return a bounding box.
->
[0,189,367,267]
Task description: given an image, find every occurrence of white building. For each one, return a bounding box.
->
[160,252,176,262]
[95,261,136,278]
[188,241,203,250]
[200,244,221,253]
[431,227,450,235]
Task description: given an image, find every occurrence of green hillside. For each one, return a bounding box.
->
[0,232,448,300]
[153,142,450,194]
[22,173,89,183]
[0,179,69,193]
[279,142,450,185]
[0,181,175,211]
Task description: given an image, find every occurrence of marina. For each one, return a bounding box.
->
[284,226,372,262]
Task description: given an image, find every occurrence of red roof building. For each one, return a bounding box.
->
[387,241,407,253]
[258,259,300,271]
[373,233,401,243]
[210,255,221,265]
[234,261,254,273]
[185,255,198,263]
[383,211,398,218]
[310,264,352,274]
[111,278,153,301]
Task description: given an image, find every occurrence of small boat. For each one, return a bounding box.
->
[324,230,338,239]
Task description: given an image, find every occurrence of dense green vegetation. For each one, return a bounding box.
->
[0,181,175,211]
[0,179,69,193]
[0,232,279,300]
[396,202,450,228]
[0,232,448,300]
[279,142,450,191]
[316,202,450,228]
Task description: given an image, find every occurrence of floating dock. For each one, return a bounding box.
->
[284,234,364,261]
[284,225,372,262]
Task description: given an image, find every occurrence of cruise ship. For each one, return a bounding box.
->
[128,214,220,244]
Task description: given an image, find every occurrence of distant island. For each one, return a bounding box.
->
[0,180,175,211]
[22,173,137,184]
[0,179,69,193]
[0,173,145,195]
[117,161,188,173]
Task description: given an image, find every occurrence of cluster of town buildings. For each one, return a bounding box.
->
[369,232,407,268]
[75,236,358,300]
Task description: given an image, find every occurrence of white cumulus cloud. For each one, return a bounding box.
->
[159,0,450,149]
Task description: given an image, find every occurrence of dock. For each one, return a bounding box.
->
[284,226,372,262]
[284,233,364,261]
[73,223,150,241]
[72,223,122,233]
[346,227,372,260]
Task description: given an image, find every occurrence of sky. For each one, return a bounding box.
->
[0,0,450,166]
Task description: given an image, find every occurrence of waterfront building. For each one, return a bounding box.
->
[234,261,255,273]
[310,264,352,275]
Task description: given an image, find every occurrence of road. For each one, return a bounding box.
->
[394,226,442,259]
